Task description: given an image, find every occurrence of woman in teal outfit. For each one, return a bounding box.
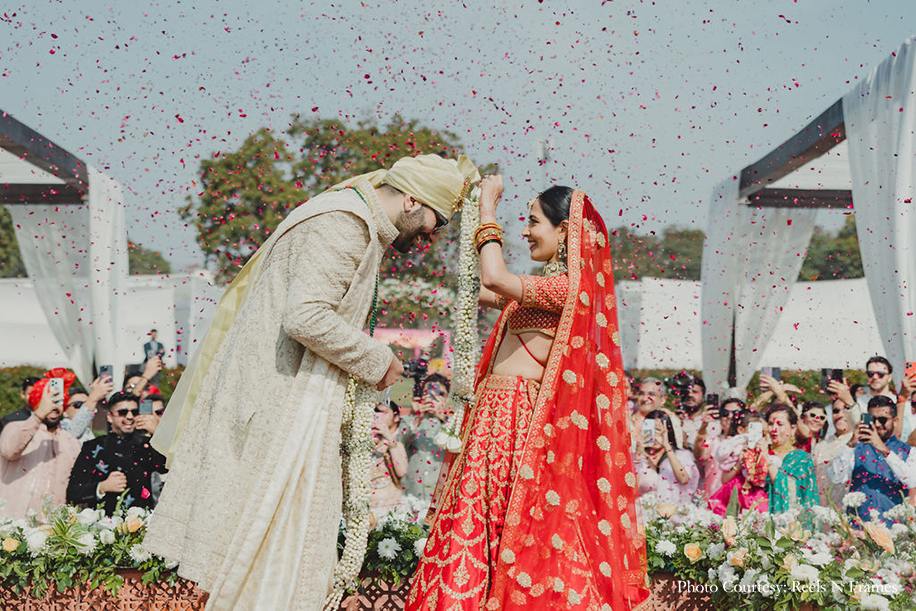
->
[765,404,819,513]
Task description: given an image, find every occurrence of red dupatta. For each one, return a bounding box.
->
[481,192,649,609]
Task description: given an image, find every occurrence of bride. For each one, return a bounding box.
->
[407,177,649,610]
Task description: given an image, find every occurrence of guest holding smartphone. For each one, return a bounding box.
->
[635,409,699,505]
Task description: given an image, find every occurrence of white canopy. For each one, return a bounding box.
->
[702,37,916,393]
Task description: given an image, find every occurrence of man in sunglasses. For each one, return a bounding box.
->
[829,356,897,429]
[145,154,479,609]
[829,395,916,524]
[67,391,167,515]
[61,376,115,444]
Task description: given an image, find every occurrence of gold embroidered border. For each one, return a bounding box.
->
[489,190,585,601]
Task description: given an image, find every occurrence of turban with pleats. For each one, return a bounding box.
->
[331,154,479,220]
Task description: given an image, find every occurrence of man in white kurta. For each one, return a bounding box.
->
[144,154,477,610]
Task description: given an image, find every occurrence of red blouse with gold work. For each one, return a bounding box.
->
[499,273,569,337]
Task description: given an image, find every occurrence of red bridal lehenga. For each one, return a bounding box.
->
[407,191,649,610]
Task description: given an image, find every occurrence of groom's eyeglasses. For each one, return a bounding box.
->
[429,208,449,235]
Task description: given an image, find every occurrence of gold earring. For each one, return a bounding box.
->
[557,238,567,261]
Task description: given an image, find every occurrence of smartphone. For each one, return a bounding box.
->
[99,365,113,382]
[641,418,656,446]
[820,368,843,392]
[905,361,916,378]
[747,422,763,447]
[760,366,781,380]
[861,413,874,427]
[139,399,154,416]
[706,393,720,419]
[46,377,64,409]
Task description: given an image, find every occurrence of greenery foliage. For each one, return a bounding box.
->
[643,498,916,610]
[180,114,475,286]
[799,215,864,281]
[127,240,171,275]
[0,207,26,278]
[0,501,177,600]
[0,366,45,419]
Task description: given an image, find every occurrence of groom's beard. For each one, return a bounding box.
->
[391,208,429,253]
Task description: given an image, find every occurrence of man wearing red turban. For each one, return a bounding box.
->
[0,368,81,519]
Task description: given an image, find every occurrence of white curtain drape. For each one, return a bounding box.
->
[701,179,816,392]
[731,206,816,388]
[700,178,742,393]
[88,168,128,388]
[844,36,916,375]
[7,167,127,387]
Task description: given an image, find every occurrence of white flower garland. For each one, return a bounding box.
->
[326,186,481,605]
[324,376,376,610]
[434,186,481,452]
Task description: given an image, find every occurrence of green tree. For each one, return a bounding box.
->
[127,239,172,275]
[0,207,26,278]
[798,214,863,281]
[179,128,305,282]
[181,113,489,335]
[656,227,705,280]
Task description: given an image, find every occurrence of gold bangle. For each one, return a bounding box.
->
[474,228,504,250]
[474,222,503,243]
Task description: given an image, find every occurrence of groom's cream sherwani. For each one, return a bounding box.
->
[144,182,397,610]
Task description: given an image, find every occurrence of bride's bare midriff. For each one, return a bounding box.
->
[490,331,554,381]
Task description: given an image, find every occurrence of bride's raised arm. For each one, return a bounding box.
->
[476,175,524,305]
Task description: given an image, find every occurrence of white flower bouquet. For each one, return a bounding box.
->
[0,499,177,599]
[644,496,916,611]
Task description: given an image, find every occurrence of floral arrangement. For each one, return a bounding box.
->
[435,185,481,452]
[642,493,916,611]
[0,501,177,600]
[324,377,377,609]
[360,498,431,585]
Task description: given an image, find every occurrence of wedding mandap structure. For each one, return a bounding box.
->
[701,36,916,394]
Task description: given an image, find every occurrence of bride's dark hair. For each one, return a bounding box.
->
[537,186,573,226]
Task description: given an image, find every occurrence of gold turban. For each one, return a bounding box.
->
[331,154,479,220]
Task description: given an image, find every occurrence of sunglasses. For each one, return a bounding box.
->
[114,408,139,417]
[805,413,826,421]
[872,416,892,426]
[722,410,741,417]
[154,408,166,416]
[431,209,449,234]
[866,370,888,378]
[69,401,85,410]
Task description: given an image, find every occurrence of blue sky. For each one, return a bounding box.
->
[2,0,913,271]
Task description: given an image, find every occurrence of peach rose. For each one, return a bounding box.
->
[3,538,19,552]
[656,502,677,519]
[780,553,798,571]
[123,516,143,533]
[864,522,895,553]
[683,543,704,563]
[722,516,738,547]
[729,547,748,568]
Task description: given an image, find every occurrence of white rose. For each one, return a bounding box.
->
[413,537,428,556]
[99,529,115,545]
[446,436,462,453]
[76,508,99,526]
[77,532,97,555]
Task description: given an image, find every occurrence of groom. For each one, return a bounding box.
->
[145,154,478,610]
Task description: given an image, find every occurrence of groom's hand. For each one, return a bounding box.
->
[376,355,404,390]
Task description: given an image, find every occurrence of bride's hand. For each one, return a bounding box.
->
[479,175,503,216]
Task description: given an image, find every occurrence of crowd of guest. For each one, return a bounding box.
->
[5,352,913,528]
[629,355,916,525]
[368,372,451,517]
[0,355,168,520]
